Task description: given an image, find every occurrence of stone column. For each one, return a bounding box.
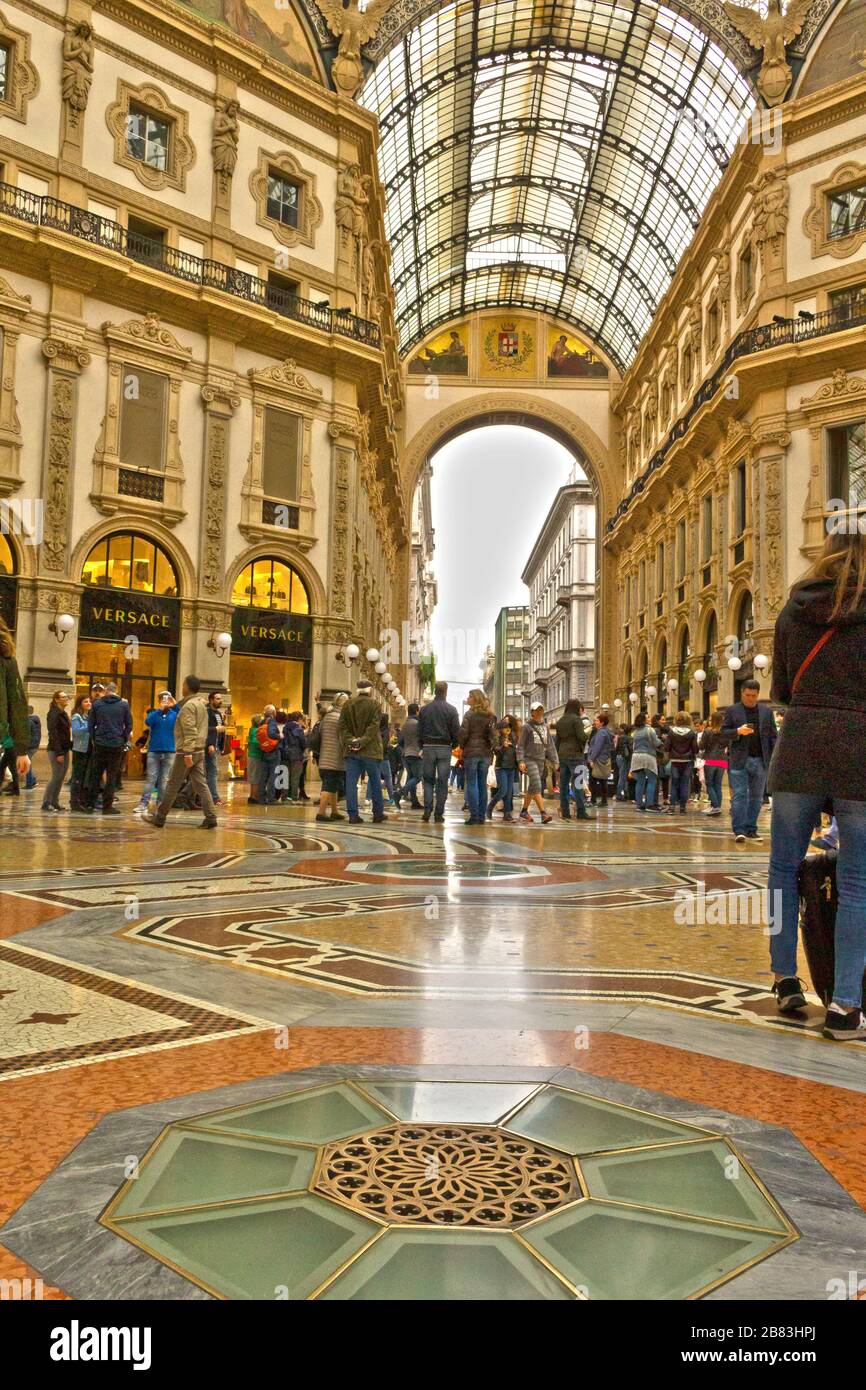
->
[198,381,240,600]
[753,430,790,696]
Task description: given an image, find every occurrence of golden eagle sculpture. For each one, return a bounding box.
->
[724,0,812,106]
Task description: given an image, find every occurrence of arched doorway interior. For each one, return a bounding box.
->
[77,530,181,736]
[228,557,312,737]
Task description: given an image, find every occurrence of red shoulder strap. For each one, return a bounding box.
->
[791,628,835,697]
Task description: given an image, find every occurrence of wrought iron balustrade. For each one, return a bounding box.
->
[0,182,381,347]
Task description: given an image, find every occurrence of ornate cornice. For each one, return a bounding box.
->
[41,336,91,371]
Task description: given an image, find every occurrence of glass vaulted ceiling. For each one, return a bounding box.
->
[359,0,757,371]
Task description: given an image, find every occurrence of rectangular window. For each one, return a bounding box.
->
[707,300,719,352]
[0,44,9,103]
[733,461,748,538]
[127,215,166,269]
[701,494,713,564]
[830,282,866,322]
[262,407,301,501]
[738,244,754,303]
[119,366,168,473]
[675,519,686,581]
[655,541,664,595]
[828,181,866,241]
[638,560,646,610]
[828,421,866,508]
[266,171,299,228]
[126,106,170,171]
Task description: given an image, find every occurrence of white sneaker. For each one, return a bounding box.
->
[132,804,147,816]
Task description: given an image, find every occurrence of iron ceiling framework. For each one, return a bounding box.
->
[357,0,760,371]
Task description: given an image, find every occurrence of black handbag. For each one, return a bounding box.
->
[797,852,866,1008]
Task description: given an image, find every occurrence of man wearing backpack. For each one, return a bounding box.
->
[257,704,283,805]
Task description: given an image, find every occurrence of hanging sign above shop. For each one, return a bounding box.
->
[231,607,312,658]
[79,588,181,645]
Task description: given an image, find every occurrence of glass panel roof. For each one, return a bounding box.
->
[358,0,756,370]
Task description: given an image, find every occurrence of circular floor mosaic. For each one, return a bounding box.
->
[100,1080,797,1300]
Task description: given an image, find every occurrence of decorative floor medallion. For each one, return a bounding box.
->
[100,1079,796,1299]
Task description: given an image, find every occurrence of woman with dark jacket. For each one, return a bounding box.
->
[0,615,29,796]
[586,712,615,808]
[767,530,866,1041]
[487,715,519,821]
[458,690,498,824]
[664,712,698,814]
[699,711,728,816]
[43,690,72,812]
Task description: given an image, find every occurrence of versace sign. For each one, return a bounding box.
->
[80,588,181,645]
[231,606,312,658]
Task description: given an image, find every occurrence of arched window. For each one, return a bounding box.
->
[231,558,309,614]
[0,531,15,577]
[81,532,179,596]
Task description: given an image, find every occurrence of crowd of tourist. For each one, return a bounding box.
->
[0,526,864,1040]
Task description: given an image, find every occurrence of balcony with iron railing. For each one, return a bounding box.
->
[607,300,866,535]
[0,182,381,347]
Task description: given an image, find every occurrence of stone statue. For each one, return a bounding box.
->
[212,98,240,177]
[336,163,363,232]
[724,0,812,106]
[751,171,789,245]
[318,0,390,97]
[61,20,94,123]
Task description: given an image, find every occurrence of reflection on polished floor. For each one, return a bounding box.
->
[2,784,866,1301]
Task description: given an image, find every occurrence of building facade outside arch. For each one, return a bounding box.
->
[400,390,619,701]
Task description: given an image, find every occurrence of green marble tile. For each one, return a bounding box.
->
[109,1129,316,1218]
[115,1195,378,1300]
[357,1081,539,1124]
[503,1087,711,1155]
[521,1202,783,1299]
[581,1141,789,1233]
[315,1229,576,1300]
[189,1084,393,1145]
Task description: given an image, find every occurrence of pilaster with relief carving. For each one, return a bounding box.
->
[40,335,90,574]
[199,382,240,597]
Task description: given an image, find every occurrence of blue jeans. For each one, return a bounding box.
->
[465,756,490,821]
[704,765,724,809]
[205,748,220,802]
[559,759,579,816]
[401,755,422,804]
[615,755,630,798]
[729,756,767,836]
[489,767,515,815]
[25,755,37,788]
[633,769,657,809]
[140,750,175,805]
[365,758,396,806]
[669,762,693,809]
[768,793,866,1008]
[346,754,384,819]
[423,746,452,816]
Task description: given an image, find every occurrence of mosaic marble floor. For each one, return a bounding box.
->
[1,781,864,1301]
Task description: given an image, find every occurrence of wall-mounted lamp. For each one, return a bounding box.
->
[628,692,638,705]
[374,660,387,675]
[366,648,380,663]
[646,684,657,699]
[667,678,678,693]
[613,698,622,710]
[208,627,232,658]
[337,642,361,665]
[727,655,742,672]
[694,669,706,684]
[49,611,76,643]
[754,653,769,672]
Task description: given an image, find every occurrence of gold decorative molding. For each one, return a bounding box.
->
[246,359,323,402]
[105,79,196,193]
[800,368,866,413]
[804,161,866,261]
[248,147,323,251]
[0,275,30,496]
[0,7,39,124]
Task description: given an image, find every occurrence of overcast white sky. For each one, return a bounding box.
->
[428,425,578,710]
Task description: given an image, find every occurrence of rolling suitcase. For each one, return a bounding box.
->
[797,851,866,1008]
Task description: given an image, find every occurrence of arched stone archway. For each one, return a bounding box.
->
[400,393,619,699]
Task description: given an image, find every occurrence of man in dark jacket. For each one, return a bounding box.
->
[205,692,226,805]
[87,682,132,814]
[720,679,777,843]
[417,681,460,823]
[338,679,385,823]
[397,703,423,808]
[554,700,587,819]
[281,711,307,802]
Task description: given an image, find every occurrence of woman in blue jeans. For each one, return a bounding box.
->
[487,716,519,821]
[458,690,498,825]
[664,712,698,814]
[629,713,661,811]
[767,529,866,1040]
[698,711,727,816]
